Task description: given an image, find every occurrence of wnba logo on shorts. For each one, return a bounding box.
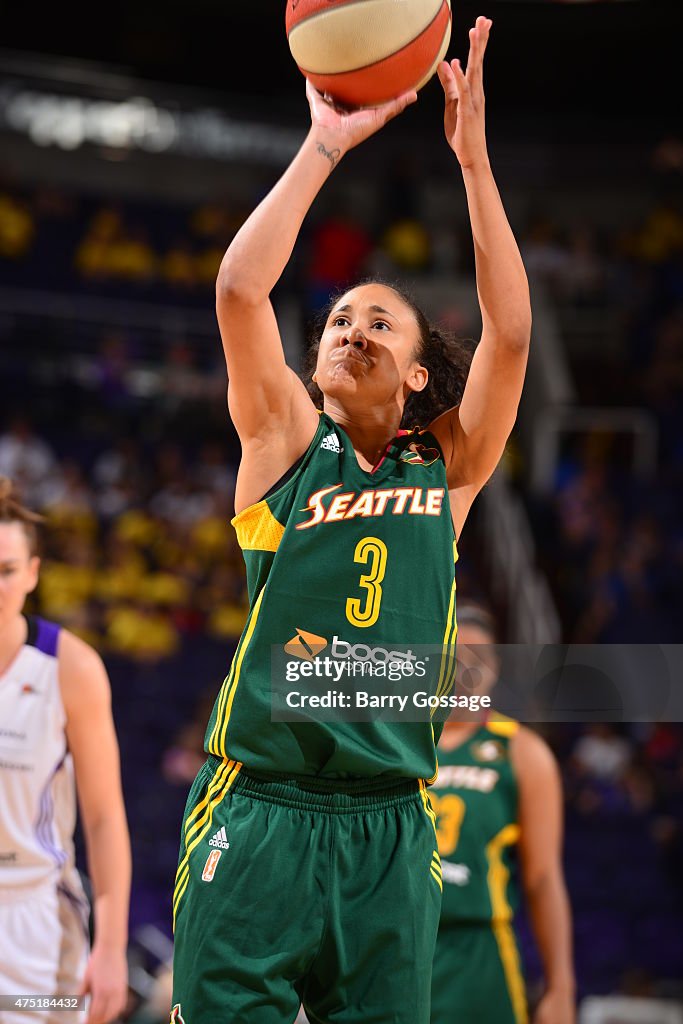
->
[202,850,222,883]
[170,1004,186,1024]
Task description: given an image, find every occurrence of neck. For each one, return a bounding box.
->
[439,719,485,750]
[0,615,28,675]
[323,400,404,465]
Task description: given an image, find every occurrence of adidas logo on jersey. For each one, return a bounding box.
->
[209,826,230,850]
[320,432,343,453]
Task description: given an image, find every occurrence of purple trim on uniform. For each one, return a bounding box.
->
[33,617,60,658]
[34,752,68,868]
[57,882,91,942]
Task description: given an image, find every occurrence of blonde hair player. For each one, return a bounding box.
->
[172,15,532,1024]
[431,602,575,1024]
[0,477,131,1024]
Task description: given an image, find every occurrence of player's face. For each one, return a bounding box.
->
[315,283,428,409]
[0,523,40,630]
[455,624,499,701]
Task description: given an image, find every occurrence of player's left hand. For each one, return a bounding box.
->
[80,944,129,1024]
[533,987,576,1024]
[437,15,492,170]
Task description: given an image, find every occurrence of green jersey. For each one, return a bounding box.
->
[431,715,520,923]
[204,411,457,780]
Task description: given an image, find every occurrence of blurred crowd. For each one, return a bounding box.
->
[0,188,238,300]
[0,415,247,660]
[537,722,683,997]
[523,202,683,641]
[0,176,475,312]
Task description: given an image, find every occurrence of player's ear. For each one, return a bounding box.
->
[407,364,428,394]
[26,556,41,595]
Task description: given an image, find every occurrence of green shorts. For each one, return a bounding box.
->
[430,921,528,1024]
[172,755,443,1024]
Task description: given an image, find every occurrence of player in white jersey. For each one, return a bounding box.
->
[0,477,131,1024]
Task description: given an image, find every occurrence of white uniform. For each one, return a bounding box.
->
[0,617,89,1024]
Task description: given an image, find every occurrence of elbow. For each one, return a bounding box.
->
[513,318,533,352]
[523,859,563,899]
[490,319,532,354]
[216,260,265,309]
[507,302,533,350]
[505,304,533,350]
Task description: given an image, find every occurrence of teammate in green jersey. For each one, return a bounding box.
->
[431,604,575,1024]
[172,16,532,1024]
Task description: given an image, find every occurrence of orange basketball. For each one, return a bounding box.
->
[286,0,452,108]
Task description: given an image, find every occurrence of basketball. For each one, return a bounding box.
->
[286,0,452,108]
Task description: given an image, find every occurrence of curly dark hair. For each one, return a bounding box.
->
[301,279,475,429]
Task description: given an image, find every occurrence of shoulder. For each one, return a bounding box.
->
[57,630,111,719]
[426,407,457,469]
[25,615,60,659]
[510,725,560,784]
[58,628,107,675]
[485,712,520,740]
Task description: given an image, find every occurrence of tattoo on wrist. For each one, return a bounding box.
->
[316,141,341,168]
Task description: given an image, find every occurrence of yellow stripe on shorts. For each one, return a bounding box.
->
[172,759,242,930]
[173,758,235,909]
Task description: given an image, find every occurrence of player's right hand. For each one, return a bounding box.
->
[306,80,417,160]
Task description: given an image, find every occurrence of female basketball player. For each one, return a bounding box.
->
[0,478,131,1024]
[172,16,531,1023]
[431,604,575,1024]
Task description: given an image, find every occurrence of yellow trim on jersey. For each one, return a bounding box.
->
[419,779,439,837]
[206,617,252,755]
[430,865,443,891]
[492,921,528,1024]
[426,724,439,785]
[173,759,241,930]
[434,539,458,706]
[487,714,520,739]
[486,823,527,1024]
[217,585,266,757]
[434,574,458,708]
[486,823,520,921]
[231,500,285,552]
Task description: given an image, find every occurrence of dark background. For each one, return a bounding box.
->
[3,0,681,134]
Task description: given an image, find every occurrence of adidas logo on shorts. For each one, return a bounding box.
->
[209,826,230,850]
[320,432,343,454]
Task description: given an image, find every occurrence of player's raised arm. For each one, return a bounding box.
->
[429,17,532,538]
[216,83,417,509]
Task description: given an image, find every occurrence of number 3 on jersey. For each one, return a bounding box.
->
[346,537,387,628]
[431,793,466,857]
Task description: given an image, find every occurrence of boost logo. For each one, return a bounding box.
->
[284,629,328,661]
